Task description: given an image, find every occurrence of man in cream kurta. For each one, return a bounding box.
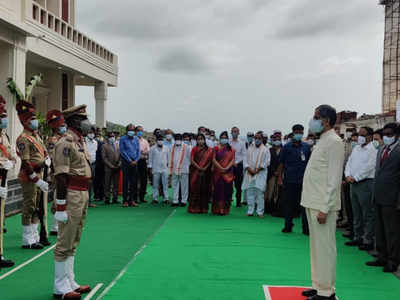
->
[301,105,344,300]
[242,132,270,217]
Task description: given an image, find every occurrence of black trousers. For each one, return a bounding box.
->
[233,162,243,205]
[282,183,308,231]
[137,158,148,202]
[376,204,400,267]
[343,182,354,235]
[122,162,138,204]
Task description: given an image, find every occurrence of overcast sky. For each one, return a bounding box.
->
[75,0,385,135]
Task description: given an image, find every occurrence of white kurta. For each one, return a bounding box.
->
[169,144,191,204]
[242,144,270,192]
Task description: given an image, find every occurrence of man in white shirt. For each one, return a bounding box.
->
[301,105,344,300]
[169,134,191,207]
[149,135,170,204]
[242,132,270,218]
[85,127,98,208]
[344,126,377,251]
[230,126,246,207]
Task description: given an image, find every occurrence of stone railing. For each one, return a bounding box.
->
[27,0,117,67]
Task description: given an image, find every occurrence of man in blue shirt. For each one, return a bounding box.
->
[278,124,311,234]
[119,124,141,207]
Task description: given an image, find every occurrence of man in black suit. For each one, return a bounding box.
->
[367,123,400,273]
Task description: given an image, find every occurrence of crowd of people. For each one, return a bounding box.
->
[0,99,399,300]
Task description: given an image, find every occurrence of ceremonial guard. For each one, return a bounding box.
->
[0,96,16,268]
[16,100,49,249]
[53,105,92,299]
[46,110,67,236]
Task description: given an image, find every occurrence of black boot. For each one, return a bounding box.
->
[0,255,14,268]
[40,228,51,247]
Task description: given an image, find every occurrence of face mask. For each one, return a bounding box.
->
[205,135,210,140]
[293,134,303,142]
[29,119,39,130]
[309,118,323,134]
[220,138,229,145]
[232,133,238,139]
[0,117,8,129]
[166,134,173,140]
[287,138,292,143]
[351,141,357,148]
[345,132,352,139]
[255,139,262,146]
[109,137,115,144]
[247,137,254,143]
[306,140,314,146]
[184,141,190,145]
[273,140,282,146]
[383,135,396,146]
[80,119,92,134]
[372,140,380,149]
[157,140,163,146]
[59,126,67,135]
[175,140,182,146]
[137,131,143,137]
[127,131,135,137]
[88,133,95,140]
[358,136,366,145]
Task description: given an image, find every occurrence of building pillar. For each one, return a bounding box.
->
[0,38,26,179]
[94,81,107,128]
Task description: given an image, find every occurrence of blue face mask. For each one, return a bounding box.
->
[58,126,67,135]
[255,139,262,146]
[309,119,323,134]
[0,117,8,129]
[127,131,135,137]
[247,137,254,143]
[184,141,190,145]
[29,119,39,130]
[273,140,282,146]
[293,134,303,142]
[137,131,143,137]
[220,138,229,145]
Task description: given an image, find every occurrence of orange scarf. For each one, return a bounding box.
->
[215,147,235,184]
[170,144,187,175]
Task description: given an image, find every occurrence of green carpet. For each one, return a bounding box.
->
[102,208,400,300]
[0,194,174,300]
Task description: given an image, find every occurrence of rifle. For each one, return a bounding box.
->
[37,165,50,246]
[0,168,14,268]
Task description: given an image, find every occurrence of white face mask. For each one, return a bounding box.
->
[372,140,380,149]
[88,133,95,140]
[166,134,173,140]
[358,136,366,145]
[383,136,396,146]
[175,140,182,146]
[157,140,163,146]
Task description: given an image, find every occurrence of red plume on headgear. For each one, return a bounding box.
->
[0,95,7,117]
[16,100,35,124]
[46,110,64,129]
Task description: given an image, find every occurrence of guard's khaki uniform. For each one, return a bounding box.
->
[53,129,91,261]
[48,133,63,215]
[17,129,46,226]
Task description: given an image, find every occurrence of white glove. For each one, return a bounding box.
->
[36,179,49,192]
[2,160,13,170]
[0,186,7,198]
[55,199,68,223]
[45,156,51,167]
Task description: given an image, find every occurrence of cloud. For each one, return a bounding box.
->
[157,48,212,73]
[275,0,380,39]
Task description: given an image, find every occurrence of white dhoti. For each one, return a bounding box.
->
[306,208,337,297]
[172,173,189,204]
[246,187,264,216]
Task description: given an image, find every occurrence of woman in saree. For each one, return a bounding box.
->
[188,134,214,214]
[212,131,235,215]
